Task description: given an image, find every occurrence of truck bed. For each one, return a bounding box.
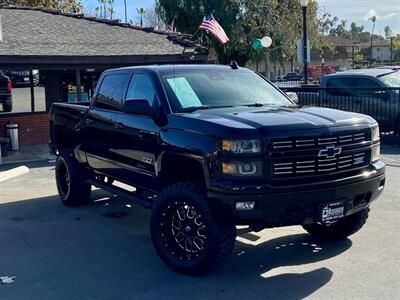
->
[49,102,91,152]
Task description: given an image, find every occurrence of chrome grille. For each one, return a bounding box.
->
[272,132,368,150]
[272,151,368,178]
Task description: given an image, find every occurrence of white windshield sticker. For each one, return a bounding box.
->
[166,77,202,108]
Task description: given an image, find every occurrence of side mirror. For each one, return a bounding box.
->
[286,92,299,104]
[124,99,156,117]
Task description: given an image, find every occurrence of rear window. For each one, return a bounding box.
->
[94,74,129,111]
[378,71,400,87]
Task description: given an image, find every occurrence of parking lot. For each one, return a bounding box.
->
[1,86,46,113]
[0,142,399,300]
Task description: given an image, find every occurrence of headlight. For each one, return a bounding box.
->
[222,161,262,176]
[371,145,380,162]
[371,125,380,142]
[222,139,261,154]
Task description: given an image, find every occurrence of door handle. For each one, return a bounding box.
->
[85,119,94,125]
[139,130,157,138]
[114,122,124,129]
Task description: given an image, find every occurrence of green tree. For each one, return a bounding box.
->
[384,26,393,40]
[156,0,326,67]
[137,7,146,27]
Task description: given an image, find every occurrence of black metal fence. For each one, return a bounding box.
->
[280,86,400,133]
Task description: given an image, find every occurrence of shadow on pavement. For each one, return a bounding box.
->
[0,191,352,299]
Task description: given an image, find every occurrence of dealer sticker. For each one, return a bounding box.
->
[321,201,345,222]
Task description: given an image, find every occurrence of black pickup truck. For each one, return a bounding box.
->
[0,71,12,112]
[49,64,385,275]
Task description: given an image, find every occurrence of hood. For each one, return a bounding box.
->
[169,106,375,136]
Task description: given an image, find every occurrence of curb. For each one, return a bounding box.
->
[0,166,30,183]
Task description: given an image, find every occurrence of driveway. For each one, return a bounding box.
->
[0,159,399,299]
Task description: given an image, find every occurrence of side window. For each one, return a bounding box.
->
[355,78,384,97]
[94,74,129,111]
[326,78,354,96]
[126,74,156,105]
[354,78,381,88]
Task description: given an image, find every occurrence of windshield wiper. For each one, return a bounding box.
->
[178,105,234,113]
[239,102,265,107]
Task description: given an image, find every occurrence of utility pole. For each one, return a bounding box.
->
[124,0,127,23]
[300,0,310,84]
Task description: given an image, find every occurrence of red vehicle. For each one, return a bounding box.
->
[308,65,335,80]
[0,71,12,112]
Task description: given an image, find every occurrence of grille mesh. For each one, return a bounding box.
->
[272,151,368,178]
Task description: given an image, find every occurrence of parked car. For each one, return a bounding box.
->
[283,72,303,81]
[49,64,385,275]
[5,70,40,86]
[0,71,12,112]
[293,69,400,133]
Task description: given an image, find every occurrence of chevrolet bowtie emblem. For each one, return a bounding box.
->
[318,146,342,158]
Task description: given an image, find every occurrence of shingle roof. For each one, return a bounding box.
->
[0,6,208,60]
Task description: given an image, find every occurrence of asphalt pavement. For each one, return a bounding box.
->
[0,159,399,299]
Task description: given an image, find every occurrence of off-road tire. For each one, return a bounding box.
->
[2,98,12,112]
[303,208,370,240]
[150,182,236,275]
[55,150,91,207]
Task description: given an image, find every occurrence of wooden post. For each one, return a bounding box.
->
[29,70,35,112]
[76,69,81,102]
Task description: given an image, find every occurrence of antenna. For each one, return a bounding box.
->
[230,60,239,70]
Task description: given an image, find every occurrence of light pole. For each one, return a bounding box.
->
[124,0,127,23]
[300,0,310,84]
[390,36,394,65]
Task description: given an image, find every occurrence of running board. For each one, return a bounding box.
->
[87,179,153,209]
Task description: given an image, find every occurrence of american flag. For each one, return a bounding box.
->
[166,16,175,32]
[199,14,229,44]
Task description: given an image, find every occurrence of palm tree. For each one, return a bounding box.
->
[136,7,146,27]
[108,0,114,19]
[369,15,377,63]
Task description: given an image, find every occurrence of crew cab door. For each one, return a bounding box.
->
[111,73,162,191]
[84,73,130,176]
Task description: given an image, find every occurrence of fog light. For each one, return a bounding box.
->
[236,201,255,211]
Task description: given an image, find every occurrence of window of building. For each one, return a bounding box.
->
[0,69,46,114]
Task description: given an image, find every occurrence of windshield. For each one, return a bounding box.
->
[378,71,400,87]
[160,69,293,112]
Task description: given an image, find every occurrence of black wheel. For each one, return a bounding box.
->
[55,150,91,207]
[303,208,370,240]
[2,98,12,112]
[150,182,236,275]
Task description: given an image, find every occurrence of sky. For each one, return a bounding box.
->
[82,0,400,35]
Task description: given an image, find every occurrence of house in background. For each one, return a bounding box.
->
[0,5,208,145]
[361,40,392,63]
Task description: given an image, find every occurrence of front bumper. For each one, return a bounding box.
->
[208,161,386,227]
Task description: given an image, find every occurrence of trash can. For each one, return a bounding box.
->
[5,123,19,151]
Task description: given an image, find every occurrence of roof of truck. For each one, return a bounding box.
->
[108,64,250,73]
[324,68,397,78]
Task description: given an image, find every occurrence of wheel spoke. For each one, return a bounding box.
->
[172,220,182,230]
[176,207,186,221]
[193,237,204,251]
[174,231,184,243]
[186,206,195,219]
